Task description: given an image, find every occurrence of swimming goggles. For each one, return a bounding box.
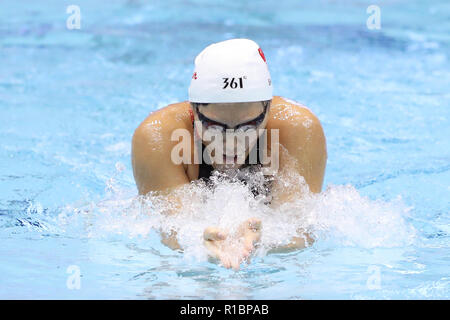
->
[193,101,270,133]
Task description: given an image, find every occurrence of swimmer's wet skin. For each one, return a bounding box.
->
[131,39,327,270]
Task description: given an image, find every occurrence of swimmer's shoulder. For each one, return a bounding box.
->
[268,96,324,133]
[268,97,327,194]
[136,101,192,133]
[132,102,194,194]
[133,101,193,147]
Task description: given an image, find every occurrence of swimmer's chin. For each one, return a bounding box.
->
[211,155,244,170]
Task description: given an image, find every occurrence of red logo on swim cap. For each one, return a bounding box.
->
[192,72,197,80]
[258,48,266,63]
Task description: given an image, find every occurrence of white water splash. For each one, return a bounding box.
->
[58,168,417,264]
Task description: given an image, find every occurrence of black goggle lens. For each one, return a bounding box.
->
[194,102,269,131]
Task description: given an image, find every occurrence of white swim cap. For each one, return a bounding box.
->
[189,38,273,103]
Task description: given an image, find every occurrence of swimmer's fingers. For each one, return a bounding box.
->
[230,255,241,270]
[242,228,261,261]
[204,239,222,260]
[203,227,227,241]
[210,249,233,269]
[220,253,232,269]
[220,251,240,270]
[244,236,255,253]
[203,228,237,269]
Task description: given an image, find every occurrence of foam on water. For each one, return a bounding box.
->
[55,164,417,267]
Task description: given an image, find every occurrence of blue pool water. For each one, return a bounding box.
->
[0,0,449,299]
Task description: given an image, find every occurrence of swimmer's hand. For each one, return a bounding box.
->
[203,218,262,270]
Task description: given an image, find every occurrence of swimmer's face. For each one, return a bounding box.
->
[192,100,271,170]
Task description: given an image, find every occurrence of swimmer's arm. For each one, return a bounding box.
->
[268,103,327,203]
[132,119,191,251]
[265,102,326,252]
[161,230,182,251]
[267,231,314,254]
[265,201,315,253]
[154,191,186,251]
[131,117,190,195]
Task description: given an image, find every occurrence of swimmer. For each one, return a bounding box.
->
[132,39,327,269]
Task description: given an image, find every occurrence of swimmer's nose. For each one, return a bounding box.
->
[224,145,237,156]
[222,140,249,156]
